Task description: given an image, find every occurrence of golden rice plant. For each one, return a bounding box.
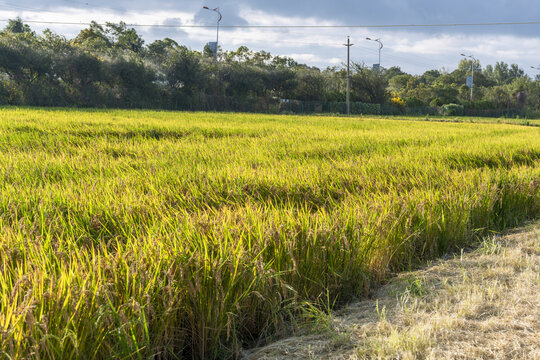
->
[0,107,539,359]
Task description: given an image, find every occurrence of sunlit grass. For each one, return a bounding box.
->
[1,107,539,359]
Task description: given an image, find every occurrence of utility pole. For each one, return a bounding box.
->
[344,36,353,115]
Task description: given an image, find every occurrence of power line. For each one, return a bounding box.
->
[1,19,540,29]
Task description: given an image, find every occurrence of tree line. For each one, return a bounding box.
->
[1,18,539,116]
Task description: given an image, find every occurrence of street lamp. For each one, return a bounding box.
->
[461,53,477,101]
[203,6,222,61]
[366,37,383,71]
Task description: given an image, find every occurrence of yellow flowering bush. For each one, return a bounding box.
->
[391,91,406,107]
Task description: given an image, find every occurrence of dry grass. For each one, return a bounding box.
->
[246,223,540,360]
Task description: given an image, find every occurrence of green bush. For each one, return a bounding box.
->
[441,103,465,116]
[405,97,425,107]
[430,98,443,107]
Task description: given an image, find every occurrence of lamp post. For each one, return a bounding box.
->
[461,53,476,101]
[203,6,222,61]
[366,37,383,71]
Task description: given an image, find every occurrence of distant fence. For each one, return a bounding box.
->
[10,91,538,118]
[169,95,538,118]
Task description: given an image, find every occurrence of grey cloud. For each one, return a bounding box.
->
[13,0,540,34]
[142,17,188,42]
[193,2,249,27]
[231,0,540,36]
[5,0,540,74]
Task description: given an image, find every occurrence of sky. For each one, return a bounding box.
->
[2,0,540,76]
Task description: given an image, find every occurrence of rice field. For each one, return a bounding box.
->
[0,108,539,359]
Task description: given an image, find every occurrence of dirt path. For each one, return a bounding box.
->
[246,224,540,360]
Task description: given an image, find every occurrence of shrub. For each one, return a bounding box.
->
[430,97,443,107]
[405,97,425,107]
[441,103,464,116]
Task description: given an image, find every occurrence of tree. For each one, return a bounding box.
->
[225,46,253,63]
[265,67,297,98]
[384,66,406,81]
[431,83,459,105]
[106,22,144,53]
[2,17,540,114]
[72,22,112,52]
[58,50,103,105]
[509,64,525,80]
[420,69,441,85]
[107,58,158,107]
[292,69,326,101]
[4,17,33,34]
[271,55,300,68]
[485,62,526,85]
[164,48,203,96]
[0,41,51,86]
[0,39,60,105]
[350,63,388,103]
[146,38,182,63]
[388,74,414,92]
[457,58,481,74]
[203,43,216,59]
[40,29,71,53]
[221,64,267,97]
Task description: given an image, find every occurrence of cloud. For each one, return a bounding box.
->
[1,0,540,75]
[193,1,249,27]
[230,0,540,36]
[284,53,342,65]
[143,17,188,41]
